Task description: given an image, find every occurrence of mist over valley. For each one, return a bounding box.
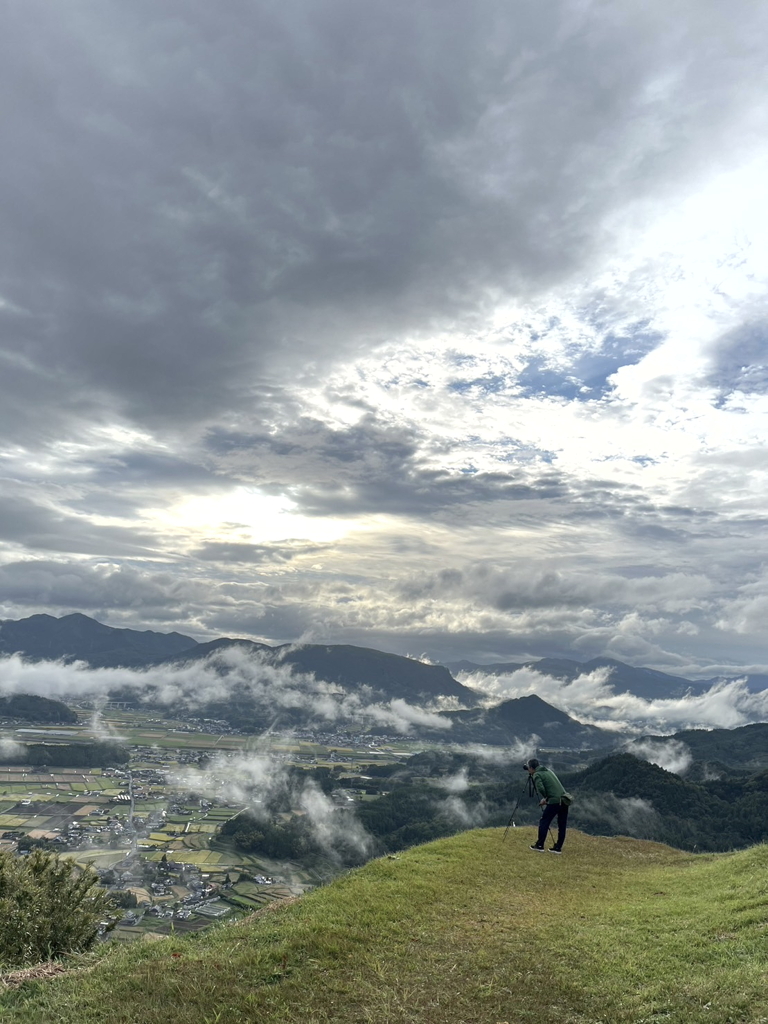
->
[2,612,768,884]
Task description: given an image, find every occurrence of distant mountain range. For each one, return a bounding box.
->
[448,656,768,698]
[0,612,764,747]
[0,613,196,668]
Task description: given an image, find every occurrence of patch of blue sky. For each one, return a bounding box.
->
[447,351,479,367]
[446,373,512,395]
[594,453,659,466]
[379,375,431,390]
[515,359,586,400]
[492,438,556,465]
[518,322,664,400]
[630,455,659,466]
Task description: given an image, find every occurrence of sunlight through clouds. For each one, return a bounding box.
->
[1,0,768,675]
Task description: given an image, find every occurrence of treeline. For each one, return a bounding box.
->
[2,741,129,768]
[218,749,768,863]
[561,753,768,852]
[0,694,77,724]
[219,807,369,866]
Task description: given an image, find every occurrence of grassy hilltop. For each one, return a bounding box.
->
[2,829,768,1024]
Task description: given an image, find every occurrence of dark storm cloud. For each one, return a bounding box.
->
[0,560,203,612]
[396,563,703,613]
[709,321,768,399]
[194,541,320,564]
[2,0,767,444]
[207,417,566,516]
[0,494,158,556]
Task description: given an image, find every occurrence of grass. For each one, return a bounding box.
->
[1,828,768,1023]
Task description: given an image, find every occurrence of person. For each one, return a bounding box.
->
[525,757,571,854]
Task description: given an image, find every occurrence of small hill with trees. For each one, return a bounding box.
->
[0,694,77,724]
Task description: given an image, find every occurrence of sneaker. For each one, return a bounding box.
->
[529,844,545,851]
[548,847,562,854]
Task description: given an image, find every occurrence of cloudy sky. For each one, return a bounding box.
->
[1,0,768,678]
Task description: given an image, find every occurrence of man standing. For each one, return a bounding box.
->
[526,758,571,854]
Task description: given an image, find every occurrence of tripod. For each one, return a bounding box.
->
[502,774,537,841]
[502,773,556,845]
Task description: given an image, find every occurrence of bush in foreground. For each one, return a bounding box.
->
[0,850,115,967]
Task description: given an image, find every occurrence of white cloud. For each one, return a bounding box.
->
[0,648,454,735]
[623,738,693,775]
[461,666,768,733]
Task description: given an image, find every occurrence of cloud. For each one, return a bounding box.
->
[623,738,692,775]
[0,736,25,760]
[439,769,470,794]
[87,709,127,744]
[437,794,488,829]
[576,794,659,839]
[175,749,373,862]
[0,647,454,735]
[1,1,768,676]
[299,780,373,861]
[365,698,452,734]
[2,0,767,441]
[460,666,768,734]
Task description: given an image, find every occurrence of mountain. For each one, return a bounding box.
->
[437,693,611,748]
[160,638,475,702]
[0,615,476,705]
[0,613,198,668]
[562,751,768,850]
[276,644,474,703]
[670,722,768,767]
[448,655,709,700]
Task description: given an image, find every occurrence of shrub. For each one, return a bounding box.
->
[0,850,116,967]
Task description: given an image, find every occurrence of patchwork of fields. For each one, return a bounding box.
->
[1,712,406,875]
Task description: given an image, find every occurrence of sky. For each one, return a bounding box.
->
[2,0,768,679]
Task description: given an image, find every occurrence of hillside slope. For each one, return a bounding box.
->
[2,830,768,1023]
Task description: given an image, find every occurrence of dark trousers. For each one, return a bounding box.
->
[537,801,568,849]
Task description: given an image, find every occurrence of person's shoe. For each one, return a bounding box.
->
[548,846,562,854]
[529,844,545,851]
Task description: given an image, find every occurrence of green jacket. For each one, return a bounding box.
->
[532,766,568,805]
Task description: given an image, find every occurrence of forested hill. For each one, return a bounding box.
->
[0,693,77,724]
[1,831,767,1023]
[563,752,768,851]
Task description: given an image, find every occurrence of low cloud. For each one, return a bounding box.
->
[174,750,373,862]
[299,780,373,861]
[0,646,453,736]
[0,735,25,760]
[576,794,660,840]
[460,666,768,734]
[439,769,470,794]
[623,738,692,775]
[366,698,452,734]
[438,794,488,829]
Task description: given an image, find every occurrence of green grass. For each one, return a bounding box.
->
[2,828,768,1023]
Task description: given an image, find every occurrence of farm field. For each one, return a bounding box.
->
[0,712,410,893]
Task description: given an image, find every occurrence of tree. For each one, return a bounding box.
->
[0,850,116,967]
